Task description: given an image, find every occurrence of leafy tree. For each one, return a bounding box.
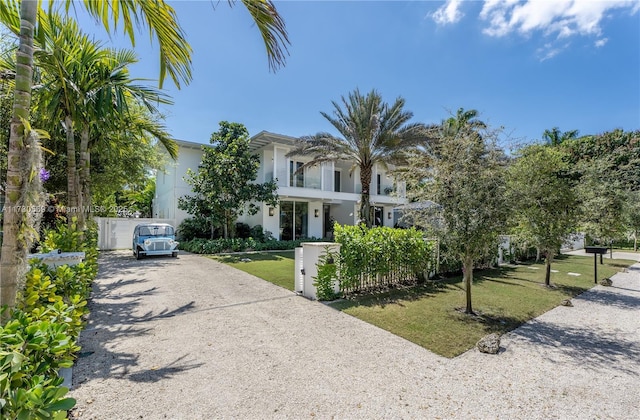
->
[625,191,640,252]
[562,130,639,254]
[179,122,278,239]
[542,127,579,146]
[288,88,430,227]
[575,156,627,251]
[403,108,507,314]
[0,0,289,311]
[507,144,578,286]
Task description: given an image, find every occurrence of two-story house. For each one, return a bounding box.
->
[154,131,407,239]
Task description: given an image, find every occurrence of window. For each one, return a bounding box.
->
[289,161,304,187]
[279,201,308,240]
[376,174,381,195]
[334,171,341,192]
[373,206,384,227]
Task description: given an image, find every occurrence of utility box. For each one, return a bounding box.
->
[300,242,340,300]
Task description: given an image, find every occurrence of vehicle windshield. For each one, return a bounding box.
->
[139,226,174,236]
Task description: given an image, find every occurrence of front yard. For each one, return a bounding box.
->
[214,251,634,357]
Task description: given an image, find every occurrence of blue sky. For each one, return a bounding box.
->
[77,0,640,148]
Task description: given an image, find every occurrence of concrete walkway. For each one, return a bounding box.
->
[70,251,640,419]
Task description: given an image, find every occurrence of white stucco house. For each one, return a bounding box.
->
[153,131,407,240]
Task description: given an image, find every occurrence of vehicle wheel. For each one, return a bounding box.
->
[136,248,143,260]
[172,252,178,258]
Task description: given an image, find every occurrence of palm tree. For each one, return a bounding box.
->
[543,127,579,146]
[0,0,289,312]
[288,88,430,227]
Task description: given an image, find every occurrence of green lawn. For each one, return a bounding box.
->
[330,255,634,357]
[210,251,295,291]
[212,251,634,358]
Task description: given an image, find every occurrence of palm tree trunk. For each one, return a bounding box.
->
[463,256,474,314]
[79,126,91,230]
[359,164,373,227]
[65,115,78,223]
[0,0,37,315]
[634,229,637,252]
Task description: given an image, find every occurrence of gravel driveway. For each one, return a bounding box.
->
[70,251,640,419]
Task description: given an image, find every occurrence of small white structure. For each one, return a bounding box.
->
[296,242,341,300]
[29,250,85,268]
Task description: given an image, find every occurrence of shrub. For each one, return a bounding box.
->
[178,237,325,254]
[177,217,216,241]
[235,223,251,239]
[317,225,436,298]
[0,221,98,419]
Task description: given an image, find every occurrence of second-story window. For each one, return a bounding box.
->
[377,174,381,195]
[334,170,341,192]
[290,161,304,187]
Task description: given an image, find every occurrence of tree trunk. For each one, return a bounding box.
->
[0,0,37,315]
[78,126,91,230]
[65,115,78,224]
[463,256,474,314]
[536,247,541,262]
[359,164,372,227]
[634,229,638,252]
[544,251,553,286]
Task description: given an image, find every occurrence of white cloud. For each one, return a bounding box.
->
[479,0,639,39]
[594,38,608,48]
[431,0,465,25]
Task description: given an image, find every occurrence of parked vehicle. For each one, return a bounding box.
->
[132,223,179,260]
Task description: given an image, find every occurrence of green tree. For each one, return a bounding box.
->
[179,122,279,239]
[562,130,639,254]
[542,126,579,146]
[625,191,640,252]
[0,0,289,311]
[403,108,507,314]
[34,13,176,229]
[288,88,430,227]
[507,144,578,286]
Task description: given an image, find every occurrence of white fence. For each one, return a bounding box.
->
[95,217,176,250]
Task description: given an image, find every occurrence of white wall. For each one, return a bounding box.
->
[96,217,176,250]
[154,145,204,227]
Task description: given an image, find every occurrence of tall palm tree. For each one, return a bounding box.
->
[35,13,175,229]
[0,0,289,312]
[543,126,579,146]
[288,88,430,227]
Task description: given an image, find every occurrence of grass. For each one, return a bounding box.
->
[330,255,634,357]
[212,251,634,358]
[210,251,295,291]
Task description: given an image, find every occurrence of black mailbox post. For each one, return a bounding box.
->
[585,246,608,284]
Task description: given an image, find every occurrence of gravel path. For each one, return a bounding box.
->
[70,251,640,419]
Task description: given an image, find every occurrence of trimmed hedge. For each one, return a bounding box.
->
[314,225,437,300]
[0,221,98,419]
[179,237,325,254]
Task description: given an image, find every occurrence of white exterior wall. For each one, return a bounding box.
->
[154,143,204,227]
[154,132,408,239]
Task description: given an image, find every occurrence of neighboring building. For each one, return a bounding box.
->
[154,131,407,239]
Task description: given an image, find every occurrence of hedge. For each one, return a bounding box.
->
[179,237,325,254]
[314,225,437,300]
